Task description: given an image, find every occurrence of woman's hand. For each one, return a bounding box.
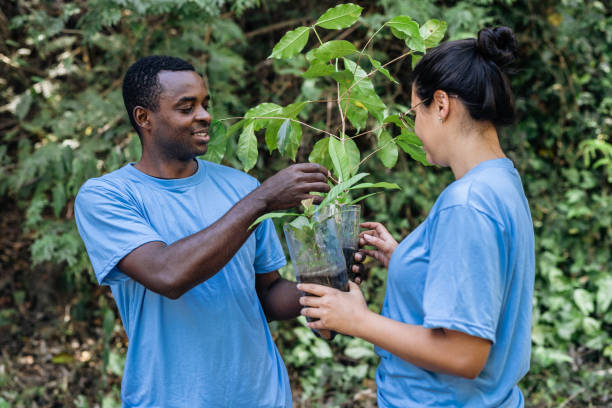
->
[297,281,370,336]
[359,222,398,268]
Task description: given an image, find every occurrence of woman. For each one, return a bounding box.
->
[298,26,535,407]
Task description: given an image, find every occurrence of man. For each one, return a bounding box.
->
[75,56,360,407]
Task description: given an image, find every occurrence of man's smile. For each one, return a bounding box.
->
[192,128,210,143]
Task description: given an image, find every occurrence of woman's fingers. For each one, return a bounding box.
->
[360,221,383,230]
[362,233,390,250]
[301,306,322,319]
[298,283,334,297]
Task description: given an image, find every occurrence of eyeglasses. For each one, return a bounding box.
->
[399,97,431,128]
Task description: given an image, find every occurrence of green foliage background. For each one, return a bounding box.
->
[1,0,610,407]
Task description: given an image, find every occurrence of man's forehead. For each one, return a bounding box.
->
[158,70,208,99]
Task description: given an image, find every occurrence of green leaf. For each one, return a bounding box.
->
[387,16,420,40]
[412,54,423,69]
[308,137,333,170]
[246,102,283,119]
[347,191,380,205]
[264,119,282,152]
[316,3,363,29]
[331,69,354,85]
[312,337,333,358]
[383,114,403,128]
[311,40,357,61]
[596,276,612,313]
[398,129,421,145]
[397,130,429,166]
[250,212,301,229]
[269,26,310,59]
[103,308,115,338]
[15,90,33,120]
[407,35,426,53]
[342,58,386,122]
[376,130,398,168]
[226,119,245,139]
[574,289,594,315]
[345,99,368,131]
[302,60,335,78]
[351,182,401,190]
[277,119,302,160]
[245,102,283,130]
[237,122,258,171]
[52,352,75,364]
[318,172,370,209]
[367,55,398,84]
[203,120,227,163]
[345,137,360,176]
[328,136,347,181]
[282,101,308,118]
[289,215,311,230]
[52,181,66,217]
[420,19,447,48]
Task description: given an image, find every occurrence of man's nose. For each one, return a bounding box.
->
[195,105,212,123]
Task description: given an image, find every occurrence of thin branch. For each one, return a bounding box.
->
[244,18,310,38]
[337,81,346,143]
[218,116,338,139]
[312,25,324,45]
[349,123,388,140]
[341,50,413,100]
[355,136,395,171]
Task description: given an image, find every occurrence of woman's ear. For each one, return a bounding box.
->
[134,106,152,130]
[433,90,451,123]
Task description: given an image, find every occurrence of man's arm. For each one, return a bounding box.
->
[255,271,302,321]
[117,163,329,299]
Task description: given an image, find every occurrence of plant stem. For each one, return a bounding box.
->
[218,116,337,138]
[312,25,323,45]
[341,49,413,100]
[353,23,387,79]
[354,136,395,171]
[350,123,388,139]
[337,81,346,144]
[343,25,387,119]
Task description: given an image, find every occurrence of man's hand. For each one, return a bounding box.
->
[350,251,368,284]
[253,163,330,211]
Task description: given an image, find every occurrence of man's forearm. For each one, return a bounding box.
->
[119,189,268,299]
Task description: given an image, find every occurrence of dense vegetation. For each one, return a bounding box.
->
[1,0,610,407]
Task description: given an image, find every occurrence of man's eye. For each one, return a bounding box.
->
[179,107,193,113]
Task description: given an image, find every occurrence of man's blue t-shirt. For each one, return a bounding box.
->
[377,158,535,407]
[75,159,290,407]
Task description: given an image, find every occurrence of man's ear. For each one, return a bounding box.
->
[134,106,152,130]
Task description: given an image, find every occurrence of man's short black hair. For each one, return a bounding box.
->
[122,56,195,135]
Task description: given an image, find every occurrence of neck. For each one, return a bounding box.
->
[134,150,198,179]
[448,124,506,180]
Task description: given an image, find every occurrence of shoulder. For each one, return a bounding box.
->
[199,159,260,189]
[431,175,506,226]
[76,166,134,206]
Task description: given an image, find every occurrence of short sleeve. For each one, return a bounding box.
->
[75,182,165,286]
[253,218,286,274]
[422,205,507,343]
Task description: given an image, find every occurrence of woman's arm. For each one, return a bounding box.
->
[298,282,491,379]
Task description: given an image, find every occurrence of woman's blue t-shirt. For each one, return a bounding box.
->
[75,159,290,407]
[377,158,535,407]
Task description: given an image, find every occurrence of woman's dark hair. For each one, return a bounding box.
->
[122,56,195,135]
[412,26,518,127]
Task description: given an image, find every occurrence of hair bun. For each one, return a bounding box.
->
[477,26,517,67]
